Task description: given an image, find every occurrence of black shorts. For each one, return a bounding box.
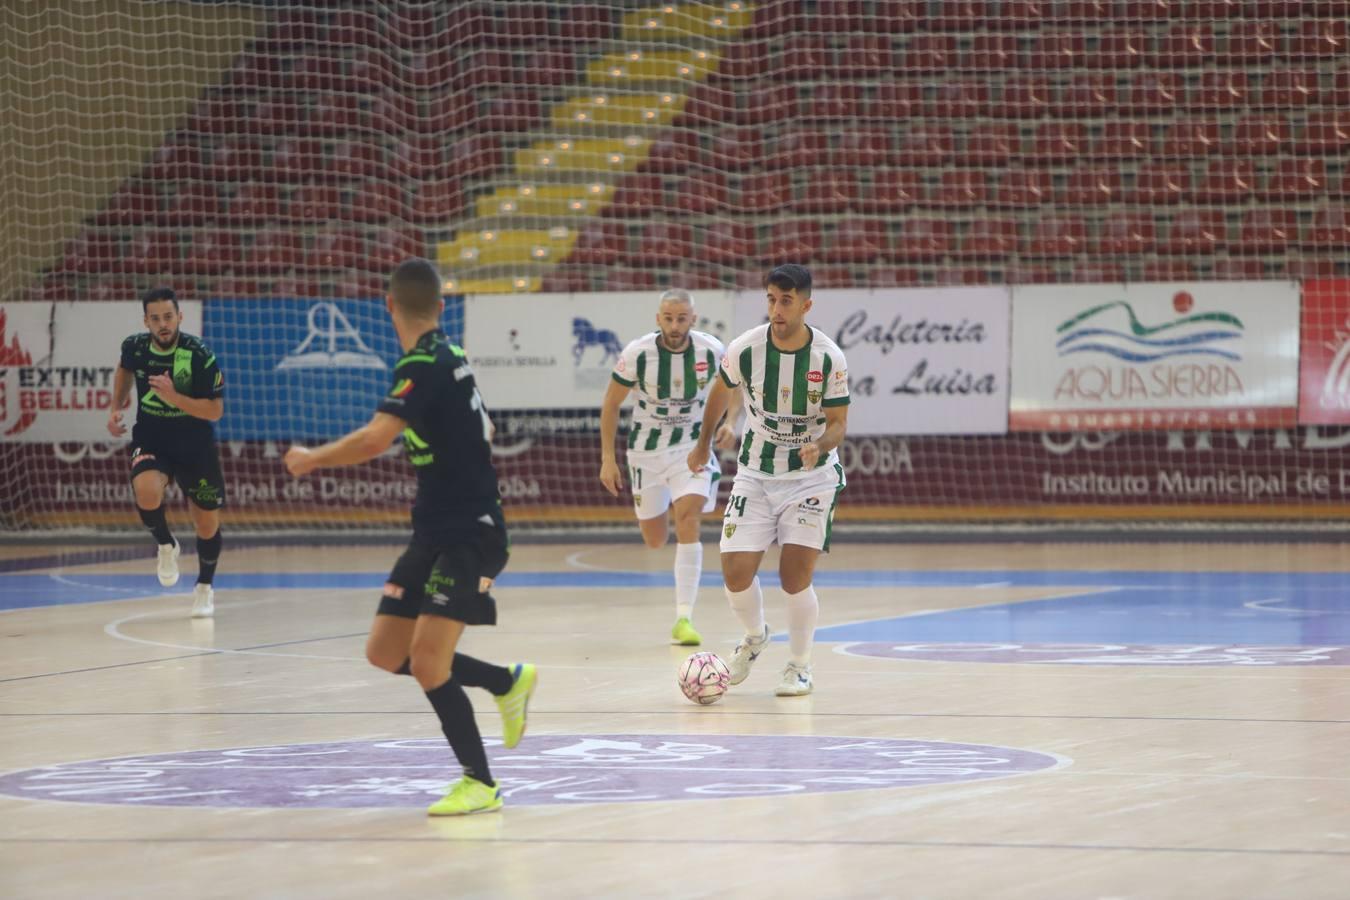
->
[378,513,509,624]
[129,437,226,511]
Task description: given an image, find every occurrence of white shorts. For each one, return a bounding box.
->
[628,446,720,521]
[720,463,846,553]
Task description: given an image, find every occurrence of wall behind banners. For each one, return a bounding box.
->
[463,291,736,410]
[0,301,203,442]
[731,287,1010,435]
[1010,282,1300,431]
[1298,280,1350,425]
[202,297,462,441]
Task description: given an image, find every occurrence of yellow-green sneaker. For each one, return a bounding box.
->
[671,617,702,646]
[427,776,503,817]
[495,663,537,749]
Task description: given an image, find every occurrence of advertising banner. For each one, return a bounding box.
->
[463,291,736,410]
[203,298,463,441]
[732,287,1010,435]
[1010,282,1300,431]
[0,301,203,442]
[1298,279,1350,425]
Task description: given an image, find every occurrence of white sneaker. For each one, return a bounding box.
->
[727,624,771,685]
[157,540,180,587]
[775,662,813,696]
[191,583,214,619]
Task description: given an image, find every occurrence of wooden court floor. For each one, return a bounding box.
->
[1,540,1348,899]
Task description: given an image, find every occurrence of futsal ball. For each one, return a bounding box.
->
[678,651,730,705]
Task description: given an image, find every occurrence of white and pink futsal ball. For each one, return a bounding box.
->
[678,651,731,705]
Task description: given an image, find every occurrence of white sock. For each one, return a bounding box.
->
[784,585,819,666]
[724,576,765,639]
[673,542,702,620]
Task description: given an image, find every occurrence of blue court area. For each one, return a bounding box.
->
[2,567,1348,647]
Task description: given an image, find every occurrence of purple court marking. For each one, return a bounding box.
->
[839,643,1350,667]
[0,734,1065,809]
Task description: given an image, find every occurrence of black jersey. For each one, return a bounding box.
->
[377,329,500,537]
[118,331,223,444]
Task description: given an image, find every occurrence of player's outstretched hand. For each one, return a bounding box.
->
[106,409,126,437]
[284,445,316,477]
[687,444,710,474]
[598,458,624,496]
[714,423,738,450]
[799,442,821,469]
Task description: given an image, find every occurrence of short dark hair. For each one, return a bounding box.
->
[389,258,443,319]
[764,264,812,297]
[141,286,179,312]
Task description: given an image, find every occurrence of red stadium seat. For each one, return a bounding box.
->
[250,229,305,273]
[738,171,793,212]
[1286,258,1340,281]
[820,219,890,263]
[1211,258,1268,281]
[703,127,764,172]
[123,229,179,275]
[287,184,344,223]
[802,83,863,122]
[963,33,1018,71]
[327,141,385,181]
[904,34,956,74]
[1060,74,1117,119]
[1161,209,1226,255]
[1070,262,1126,283]
[634,222,695,266]
[1161,118,1221,158]
[1259,70,1320,108]
[1235,208,1296,254]
[671,264,725,291]
[568,221,629,266]
[1130,163,1190,205]
[366,226,425,270]
[681,83,733,126]
[830,129,892,167]
[764,130,829,169]
[964,122,1020,166]
[1090,29,1147,70]
[1060,167,1123,205]
[1093,120,1153,160]
[540,268,594,293]
[1306,205,1350,248]
[62,231,120,274]
[271,138,325,182]
[869,82,923,121]
[958,218,1019,258]
[838,35,896,77]
[794,170,860,213]
[892,218,953,262]
[673,171,731,214]
[1191,71,1249,111]
[1228,20,1282,66]
[604,175,664,218]
[160,182,223,226]
[1142,259,1201,282]
[871,0,922,32]
[307,230,365,271]
[407,179,463,223]
[143,142,202,182]
[556,4,614,41]
[94,181,160,227]
[644,131,699,175]
[809,266,857,289]
[1024,216,1088,258]
[1190,160,1255,204]
[1291,18,1348,59]
[1298,110,1350,156]
[929,0,992,31]
[760,222,823,264]
[778,34,832,82]
[869,169,922,212]
[999,76,1055,119]
[933,267,992,286]
[184,230,243,274]
[1261,158,1327,201]
[866,266,920,287]
[1151,23,1215,68]
[1233,115,1293,157]
[206,137,266,181]
[996,169,1052,208]
[347,181,409,224]
[930,169,992,209]
[1093,214,1156,255]
[1030,121,1087,164]
[926,80,993,118]
[1028,31,1087,70]
[895,122,956,166]
[1123,72,1182,115]
[602,268,659,292]
[700,221,757,266]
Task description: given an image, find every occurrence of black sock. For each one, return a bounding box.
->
[137,506,173,546]
[395,659,412,675]
[453,654,514,695]
[197,530,222,585]
[424,678,493,786]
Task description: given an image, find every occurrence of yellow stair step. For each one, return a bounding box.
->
[474,183,615,218]
[621,3,755,40]
[552,92,688,128]
[586,49,719,83]
[442,276,543,294]
[513,137,652,174]
[438,227,579,269]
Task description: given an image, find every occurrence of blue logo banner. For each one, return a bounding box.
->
[204,297,462,440]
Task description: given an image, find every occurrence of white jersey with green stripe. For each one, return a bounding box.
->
[720,323,850,479]
[611,329,725,456]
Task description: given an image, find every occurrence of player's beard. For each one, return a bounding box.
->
[151,326,179,350]
[660,330,689,352]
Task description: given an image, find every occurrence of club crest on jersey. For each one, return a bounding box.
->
[724,523,736,538]
[781,387,791,402]
[808,389,822,404]
[806,371,824,383]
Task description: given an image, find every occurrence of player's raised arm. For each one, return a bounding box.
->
[284,411,405,476]
[598,377,632,496]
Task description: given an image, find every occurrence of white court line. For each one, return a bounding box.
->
[103,599,358,663]
[1243,597,1343,616]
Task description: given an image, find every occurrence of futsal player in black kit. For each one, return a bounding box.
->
[108,286,225,618]
[284,258,536,816]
